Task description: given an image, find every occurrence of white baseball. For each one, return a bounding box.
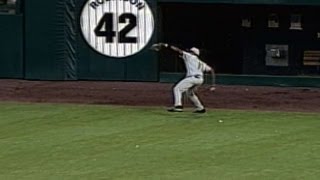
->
[210,87,216,92]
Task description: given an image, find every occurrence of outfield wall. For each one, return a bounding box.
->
[1,0,158,81]
[0,0,319,86]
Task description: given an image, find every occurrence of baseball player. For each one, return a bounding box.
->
[151,43,216,113]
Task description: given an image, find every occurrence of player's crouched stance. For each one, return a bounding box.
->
[151,43,216,113]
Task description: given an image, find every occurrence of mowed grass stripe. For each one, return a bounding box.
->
[0,103,319,180]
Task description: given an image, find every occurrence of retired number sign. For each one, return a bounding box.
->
[80,0,155,58]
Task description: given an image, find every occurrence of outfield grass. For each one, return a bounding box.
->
[0,103,319,180]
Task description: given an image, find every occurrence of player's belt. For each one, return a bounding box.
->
[188,75,202,78]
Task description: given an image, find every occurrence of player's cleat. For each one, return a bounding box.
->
[167,106,183,112]
[193,109,206,113]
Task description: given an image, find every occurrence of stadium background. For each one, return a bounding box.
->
[0,0,319,87]
[1,2,319,179]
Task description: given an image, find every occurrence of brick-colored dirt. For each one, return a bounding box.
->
[0,79,319,112]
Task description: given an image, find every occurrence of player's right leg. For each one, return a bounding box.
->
[168,77,194,112]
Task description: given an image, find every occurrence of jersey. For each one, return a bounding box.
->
[182,51,211,77]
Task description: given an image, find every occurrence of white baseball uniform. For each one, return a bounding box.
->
[173,51,212,110]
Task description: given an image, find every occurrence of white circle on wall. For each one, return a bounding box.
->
[80,0,155,58]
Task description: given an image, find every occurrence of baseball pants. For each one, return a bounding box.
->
[173,76,204,110]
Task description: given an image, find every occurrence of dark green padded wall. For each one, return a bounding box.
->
[0,15,23,78]
[24,0,77,80]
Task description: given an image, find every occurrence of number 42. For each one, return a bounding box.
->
[94,13,137,43]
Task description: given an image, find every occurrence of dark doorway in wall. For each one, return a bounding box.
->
[159,3,243,74]
[159,3,320,76]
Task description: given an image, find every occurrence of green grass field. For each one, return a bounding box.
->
[0,102,319,180]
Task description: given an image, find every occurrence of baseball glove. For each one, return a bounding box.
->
[150,43,166,51]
